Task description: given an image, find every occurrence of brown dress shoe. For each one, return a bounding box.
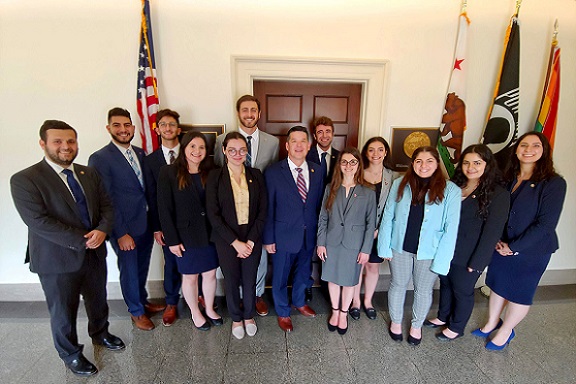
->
[131,314,155,331]
[145,302,166,313]
[277,316,293,333]
[255,296,269,316]
[162,304,178,327]
[296,304,316,318]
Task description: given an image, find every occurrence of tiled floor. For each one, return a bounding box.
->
[1,285,574,383]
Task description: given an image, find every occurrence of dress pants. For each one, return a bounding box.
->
[437,263,482,335]
[215,225,262,322]
[255,248,268,297]
[272,246,314,317]
[162,244,182,306]
[38,250,109,363]
[388,250,437,328]
[110,230,154,317]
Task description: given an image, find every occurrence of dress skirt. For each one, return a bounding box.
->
[175,243,219,275]
[486,250,552,305]
[321,245,362,287]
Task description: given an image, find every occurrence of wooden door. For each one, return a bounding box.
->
[253,80,362,159]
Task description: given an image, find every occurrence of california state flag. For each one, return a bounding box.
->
[438,12,470,177]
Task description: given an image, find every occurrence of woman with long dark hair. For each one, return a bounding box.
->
[316,147,376,334]
[350,137,395,321]
[425,144,509,341]
[206,132,267,340]
[157,132,221,331]
[378,146,461,345]
[473,132,566,351]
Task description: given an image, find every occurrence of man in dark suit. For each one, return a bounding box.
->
[305,116,340,301]
[144,108,183,327]
[89,108,165,331]
[10,120,125,377]
[263,126,325,332]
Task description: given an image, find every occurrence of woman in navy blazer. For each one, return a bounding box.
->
[157,132,221,331]
[425,144,509,341]
[206,132,267,340]
[474,132,567,351]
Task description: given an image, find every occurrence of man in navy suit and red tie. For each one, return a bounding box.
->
[144,108,183,326]
[89,108,165,331]
[11,120,125,376]
[263,126,324,332]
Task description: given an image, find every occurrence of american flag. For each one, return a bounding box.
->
[136,0,160,154]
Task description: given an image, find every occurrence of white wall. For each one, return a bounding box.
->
[1,0,574,291]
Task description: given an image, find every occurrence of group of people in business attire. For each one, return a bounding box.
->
[10,91,566,376]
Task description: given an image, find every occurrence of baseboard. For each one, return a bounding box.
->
[1,269,574,301]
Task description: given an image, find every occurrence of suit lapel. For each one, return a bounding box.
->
[39,160,83,221]
[280,160,302,203]
[343,185,359,217]
[107,143,144,191]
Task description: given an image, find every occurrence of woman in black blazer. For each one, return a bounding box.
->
[157,132,222,331]
[425,144,509,340]
[206,132,267,340]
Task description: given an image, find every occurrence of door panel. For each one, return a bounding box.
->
[254,80,362,159]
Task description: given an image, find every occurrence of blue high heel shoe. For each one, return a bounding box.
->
[471,319,503,338]
[485,329,515,351]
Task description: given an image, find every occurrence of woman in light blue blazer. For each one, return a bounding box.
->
[317,148,376,335]
[378,146,461,346]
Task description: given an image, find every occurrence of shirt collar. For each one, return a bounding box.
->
[44,157,75,175]
[162,143,180,156]
[287,157,309,172]
[111,140,134,155]
[238,127,259,142]
[316,144,331,156]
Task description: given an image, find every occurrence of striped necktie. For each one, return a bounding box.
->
[169,150,176,164]
[126,148,144,187]
[245,136,252,167]
[296,167,307,203]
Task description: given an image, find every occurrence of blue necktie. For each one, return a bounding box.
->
[126,148,144,187]
[245,136,252,167]
[320,152,328,176]
[62,169,91,229]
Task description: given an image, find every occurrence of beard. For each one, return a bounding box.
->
[111,132,134,145]
[45,148,77,166]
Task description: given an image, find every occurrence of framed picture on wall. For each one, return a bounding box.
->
[179,124,225,156]
[390,127,440,172]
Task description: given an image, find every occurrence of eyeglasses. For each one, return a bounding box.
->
[226,148,248,156]
[158,122,178,128]
[340,159,359,166]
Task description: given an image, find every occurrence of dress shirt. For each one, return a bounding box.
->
[44,158,84,200]
[111,141,143,176]
[228,166,250,225]
[238,127,260,166]
[161,144,180,165]
[287,157,309,190]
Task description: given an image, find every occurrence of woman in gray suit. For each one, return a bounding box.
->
[317,148,376,335]
[351,137,394,321]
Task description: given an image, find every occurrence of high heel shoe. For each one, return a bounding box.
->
[486,329,515,351]
[328,308,338,332]
[471,319,503,338]
[337,309,348,335]
[407,334,421,346]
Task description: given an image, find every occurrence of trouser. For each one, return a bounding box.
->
[38,251,109,363]
[255,248,268,297]
[161,244,182,305]
[437,263,482,335]
[111,231,154,316]
[388,250,438,328]
[272,246,313,317]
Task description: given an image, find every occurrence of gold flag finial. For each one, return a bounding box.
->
[461,0,467,14]
[553,19,559,45]
[514,0,522,17]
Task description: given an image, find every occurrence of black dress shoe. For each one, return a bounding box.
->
[207,316,224,326]
[94,334,125,351]
[349,307,361,321]
[66,354,98,377]
[423,319,444,328]
[407,334,421,346]
[305,288,313,303]
[388,329,403,342]
[435,331,463,342]
[364,307,377,320]
[195,320,211,331]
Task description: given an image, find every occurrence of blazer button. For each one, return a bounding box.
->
[201,212,206,216]
[341,223,344,226]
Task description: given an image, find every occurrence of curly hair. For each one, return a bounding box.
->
[452,144,502,219]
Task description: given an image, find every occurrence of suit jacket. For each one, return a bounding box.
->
[214,129,279,171]
[88,142,149,240]
[375,168,394,229]
[206,166,268,246]
[263,159,324,253]
[144,148,168,232]
[317,184,376,254]
[452,185,510,271]
[306,145,340,184]
[10,160,114,274]
[504,176,566,257]
[157,165,211,249]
